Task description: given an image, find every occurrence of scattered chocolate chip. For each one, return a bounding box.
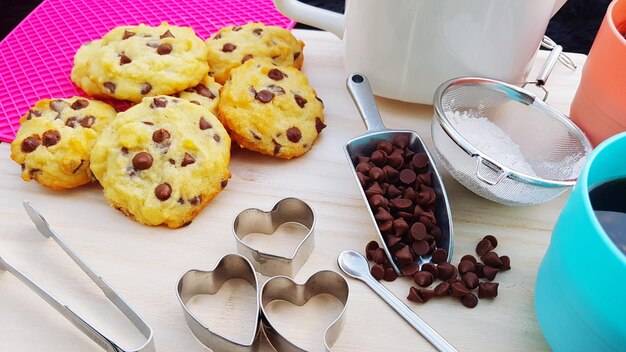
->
[315,117,326,133]
[119,54,132,65]
[132,152,153,170]
[160,29,175,39]
[286,127,302,143]
[370,264,385,280]
[478,282,499,298]
[462,272,479,290]
[431,248,448,264]
[181,153,196,167]
[413,271,434,287]
[140,83,152,95]
[268,68,284,80]
[199,117,212,130]
[433,282,450,297]
[499,256,511,271]
[407,287,425,303]
[395,245,413,266]
[461,293,478,308]
[483,265,498,281]
[421,263,439,279]
[412,153,430,169]
[461,254,477,264]
[399,169,417,185]
[437,262,455,281]
[401,262,420,276]
[151,97,168,108]
[255,90,274,103]
[152,129,171,143]
[384,267,398,282]
[411,240,430,256]
[476,238,494,256]
[70,99,89,110]
[482,252,503,268]
[155,183,172,201]
[157,43,172,55]
[80,115,95,128]
[104,81,116,93]
[21,135,41,153]
[450,281,470,298]
[458,260,476,274]
[371,150,388,166]
[122,30,135,39]
[222,43,236,52]
[483,234,498,248]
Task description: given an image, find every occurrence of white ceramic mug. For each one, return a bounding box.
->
[274,0,566,104]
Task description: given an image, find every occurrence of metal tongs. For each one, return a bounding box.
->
[0,202,154,352]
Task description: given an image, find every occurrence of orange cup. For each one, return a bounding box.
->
[570,0,626,147]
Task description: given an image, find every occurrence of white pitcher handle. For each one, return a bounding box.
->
[272,0,345,39]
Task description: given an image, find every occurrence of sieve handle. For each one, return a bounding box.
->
[346,73,387,133]
[522,45,563,101]
[475,156,507,186]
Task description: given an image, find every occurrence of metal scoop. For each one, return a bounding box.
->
[344,73,453,274]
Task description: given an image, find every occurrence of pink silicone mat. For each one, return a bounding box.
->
[0,0,295,143]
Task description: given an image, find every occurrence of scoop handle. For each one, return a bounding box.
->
[346,73,387,133]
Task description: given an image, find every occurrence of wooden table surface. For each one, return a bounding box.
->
[0,29,586,351]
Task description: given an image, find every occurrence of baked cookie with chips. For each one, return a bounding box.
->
[174,74,221,117]
[206,22,304,84]
[72,23,209,102]
[90,96,231,228]
[218,58,325,159]
[10,97,117,190]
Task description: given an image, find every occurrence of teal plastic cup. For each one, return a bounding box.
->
[535,132,626,351]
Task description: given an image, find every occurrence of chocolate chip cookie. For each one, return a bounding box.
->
[72,23,209,102]
[206,22,304,84]
[10,97,117,190]
[174,74,221,117]
[90,96,231,228]
[218,58,325,159]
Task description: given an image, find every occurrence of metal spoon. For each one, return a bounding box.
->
[337,250,457,352]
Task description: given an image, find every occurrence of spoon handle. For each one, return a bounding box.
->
[360,275,458,352]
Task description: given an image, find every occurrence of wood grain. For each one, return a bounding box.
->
[0,29,586,351]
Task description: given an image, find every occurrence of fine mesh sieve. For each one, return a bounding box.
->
[431,49,592,206]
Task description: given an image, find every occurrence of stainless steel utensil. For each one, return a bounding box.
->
[337,250,457,352]
[0,202,155,352]
[344,73,453,273]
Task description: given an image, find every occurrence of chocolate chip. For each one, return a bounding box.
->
[255,90,274,103]
[121,147,129,154]
[21,135,41,153]
[370,264,385,280]
[286,127,302,143]
[401,262,420,276]
[421,263,439,279]
[142,121,154,125]
[181,153,195,167]
[392,218,409,236]
[433,282,450,297]
[483,265,498,281]
[273,140,281,155]
[413,271,434,287]
[222,43,236,52]
[370,150,388,166]
[499,256,511,271]
[66,117,78,128]
[374,208,393,222]
[478,282,499,298]
[241,54,253,63]
[294,51,301,60]
[70,99,89,110]
[461,293,478,308]
[291,94,308,108]
[155,183,172,201]
[315,117,326,133]
[412,240,430,256]
[458,260,476,274]
[122,30,135,39]
[365,241,379,260]
[132,152,153,170]
[395,245,413,266]
[194,84,215,99]
[390,198,412,210]
[418,288,436,302]
[80,115,95,128]
[140,83,152,95]
[412,153,430,169]
[119,54,131,65]
[268,68,284,80]
[450,281,470,298]
[483,234,498,248]
[476,238,494,256]
[178,198,185,204]
[50,100,67,112]
[253,28,263,35]
[221,180,228,188]
[199,117,212,130]
[151,97,167,108]
[232,26,242,31]
[152,129,171,143]
[371,248,387,264]
[214,134,221,142]
[437,262,455,281]
[27,109,41,119]
[160,29,175,39]
[104,81,116,93]
[475,262,485,278]
[41,130,61,147]
[157,43,172,55]
[393,135,410,149]
[399,169,417,185]
[213,33,222,40]
[384,267,398,281]
[431,248,448,264]
[410,222,427,241]
[482,252,503,268]
[407,287,425,303]
[462,272,479,289]
[461,254,477,264]
[189,195,202,205]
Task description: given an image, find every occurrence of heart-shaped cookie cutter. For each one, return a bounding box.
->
[176,254,261,352]
[233,198,315,277]
[176,254,350,351]
[261,271,349,352]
